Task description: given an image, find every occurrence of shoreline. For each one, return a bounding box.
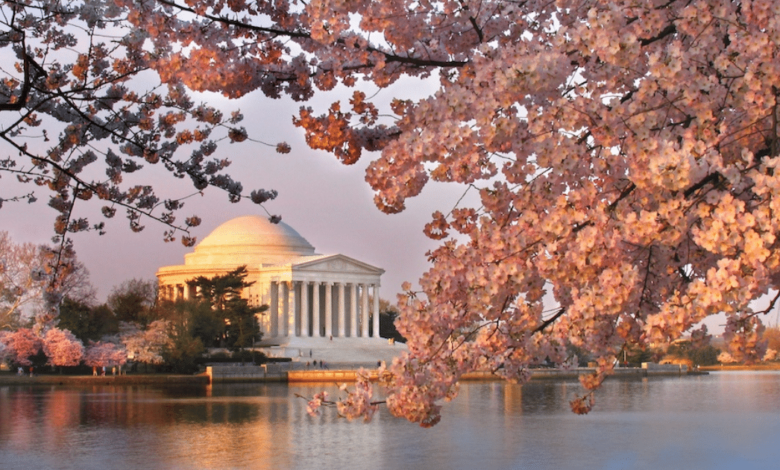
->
[699,363,780,371]
[0,373,209,386]
[0,363,711,386]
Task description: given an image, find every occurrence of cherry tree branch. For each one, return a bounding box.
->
[155,0,468,69]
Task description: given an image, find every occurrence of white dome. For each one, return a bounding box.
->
[184,215,316,266]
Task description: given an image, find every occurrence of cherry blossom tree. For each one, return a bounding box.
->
[0,232,42,328]
[190,0,776,424]
[0,330,10,364]
[42,327,84,367]
[84,340,127,368]
[0,327,43,366]
[1,231,92,328]
[0,0,286,321]
[120,320,170,365]
[0,0,284,243]
[6,0,780,425]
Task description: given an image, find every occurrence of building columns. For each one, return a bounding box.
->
[337,282,346,337]
[263,278,381,340]
[288,280,296,337]
[350,283,358,338]
[270,281,280,337]
[312,282,321,337]
[372,284,380,338]
[324,282,333,338]
[301,281,309,337]
[166,279,382,340]
[281,281,289,337]
[361,283,369,337]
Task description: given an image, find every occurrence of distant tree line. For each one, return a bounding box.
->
[1,243,266,373]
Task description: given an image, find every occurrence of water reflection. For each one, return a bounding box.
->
[1,373,780,470]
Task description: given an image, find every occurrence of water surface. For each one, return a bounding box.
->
[1,371,778,469]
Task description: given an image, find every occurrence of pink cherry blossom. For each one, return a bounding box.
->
[6,0,780,425]
[0,328,43,366]
[84,341,127,368]
[120,320,170,365]
[42,328,84,367]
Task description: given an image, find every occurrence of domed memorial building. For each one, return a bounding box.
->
[156,216,387,352]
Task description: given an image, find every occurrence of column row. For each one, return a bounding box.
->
[161,283,194,301]
[267,280,381,339]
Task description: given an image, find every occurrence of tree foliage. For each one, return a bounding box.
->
[4,0,780,425]
[42,327,84,367]
[0,232,90,328]
[156,300,206,373]
[187,300,226,348]
[664,340,721,367]
[763,326,780,356]
[57,296,118,342]
[119,319,170,365]
[191,266,252,311]
[107,278,157,326]
[191,266,264,349]
[83,340,126,367]
[377,298,406,344]
[161,332,204,374]
[0,327,42,366]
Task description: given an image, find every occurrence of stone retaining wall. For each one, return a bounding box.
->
[0,363,692,387]
[287,370,379,383]
[206,364,288,383]
[642,362,688,374]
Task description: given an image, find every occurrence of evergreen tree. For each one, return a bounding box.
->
[191,266,265,350]
[108,279,158,326]
[58,297,118,343]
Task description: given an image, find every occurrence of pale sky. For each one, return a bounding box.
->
[0,78,467,305]
[1,76,760,335]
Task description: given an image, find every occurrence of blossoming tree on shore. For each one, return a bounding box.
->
[0,0,282,320]
[4,0,780,425]
[42,327,84,369]
[1,232,92,328]
[84,341,127,369]
[120,320,170,366]
[0,328,43,366]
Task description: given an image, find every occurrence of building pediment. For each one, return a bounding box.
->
[291,254,385,276]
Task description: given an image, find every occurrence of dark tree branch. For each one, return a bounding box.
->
[607,182,636,212]
[683,172,723,199]
[156,0,468,69]
[639,24,677,47]
[533,307,566,334]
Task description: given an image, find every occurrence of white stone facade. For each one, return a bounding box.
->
[156,215,384,342]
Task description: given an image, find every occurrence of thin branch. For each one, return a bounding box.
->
[156,0,467,69]
[532,307,565,334]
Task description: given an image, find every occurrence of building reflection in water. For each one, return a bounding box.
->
[2,374,780,470]
[0,377,686,468]
[0,383,394,469]
[0,384,283,468]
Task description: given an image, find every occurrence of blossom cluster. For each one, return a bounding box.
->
[7,0,780,424]
[119,320,170,365]
[0,0,287,247]
[0,324,150,368]
[281,0,780,423]
[1,232,89,328]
